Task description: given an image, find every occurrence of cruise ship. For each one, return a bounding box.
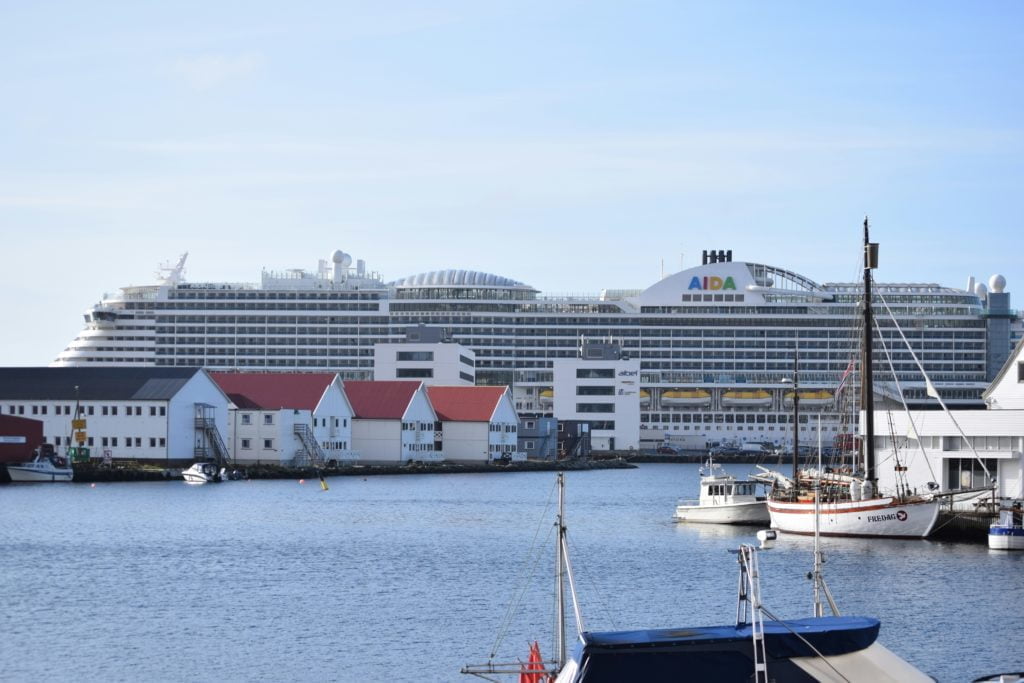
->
[54,248,1015,449]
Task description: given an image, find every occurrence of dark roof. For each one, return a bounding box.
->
[210,372,337,411]
[0,367,204,401]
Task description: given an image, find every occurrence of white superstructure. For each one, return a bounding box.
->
[53,248,1014,450]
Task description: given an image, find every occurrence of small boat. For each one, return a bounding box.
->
[988,501,1024,550]
[464,473,930,682]
[661,389,712,406]
[674,459,769,524]
[783,389,834,406]
[721,389,772,407]
[182,461,224,484]
[6,449,74,483]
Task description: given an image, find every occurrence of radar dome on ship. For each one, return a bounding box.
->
[989,274,1006,293]
[975,282,988,298]
[331,250,352,268]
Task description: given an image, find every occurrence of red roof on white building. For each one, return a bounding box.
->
[210,372,337,411]
[425,386,507,422]
[343,380,422,419]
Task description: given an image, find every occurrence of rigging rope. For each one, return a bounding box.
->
[870,291,938,486]
[488,478,559,659]
[875,290,991,482]
[758,605,851,683]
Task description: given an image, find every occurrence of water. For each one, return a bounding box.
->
[1,464,1020,682]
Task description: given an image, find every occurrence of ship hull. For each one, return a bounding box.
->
[768,496,939,538]
[675,501,769,524]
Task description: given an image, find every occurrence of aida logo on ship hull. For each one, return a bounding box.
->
[688,275,737,290]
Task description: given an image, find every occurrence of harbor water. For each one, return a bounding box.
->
[1,463,1020,681]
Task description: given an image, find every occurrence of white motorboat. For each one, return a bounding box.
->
[674,459,769,524]
[182,461,224,484]
[7,451,74,483]
[988,501,1024,550]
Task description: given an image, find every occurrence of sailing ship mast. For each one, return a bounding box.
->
[862,218,879,488]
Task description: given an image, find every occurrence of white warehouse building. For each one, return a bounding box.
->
[0,367,230,466]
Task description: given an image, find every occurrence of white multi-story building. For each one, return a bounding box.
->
[873,339,1024,500]
[211,372,355,466]
[425,386,518,463]
[343,380,439,464]
[552,342,641,451]
[0,367,230,465]
[373,327,475,385]
[52,247,1017,449]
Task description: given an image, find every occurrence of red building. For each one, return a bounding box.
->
[0,415,44,464]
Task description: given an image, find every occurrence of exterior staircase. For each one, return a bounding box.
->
[193,403,230,466]
[293,423,327,468]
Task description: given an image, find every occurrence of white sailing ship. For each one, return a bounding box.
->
[760,220,940,539]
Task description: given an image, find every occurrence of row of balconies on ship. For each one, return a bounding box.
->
[534,387,836,410]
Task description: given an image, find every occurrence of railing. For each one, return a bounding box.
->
[293,423,327,468]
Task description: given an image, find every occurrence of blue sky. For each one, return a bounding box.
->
[2,1,1022,365]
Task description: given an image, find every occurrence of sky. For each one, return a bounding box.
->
[2,1,1022,365]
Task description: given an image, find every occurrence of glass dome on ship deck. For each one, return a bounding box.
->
[389,269,538,299]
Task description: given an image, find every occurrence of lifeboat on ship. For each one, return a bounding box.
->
[784,390,834,406]
[639,389,650,406]
[538,389,553,405]
[661,389,712,406]
[721,389,772,407]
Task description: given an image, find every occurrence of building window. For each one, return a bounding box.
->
[241,439,251,449]
[459,354,475,367]
[102,437,109,447]
[159,406,166,416]
[397,351,433,361]
[150,438,156,447]
[946,458,997,490]
[576,386,615,396]
[263,414,273,425]
[524,440,535,450]
[1018,362,1024,382]
[264,438,273,449]
[159,438,166,447]
[459,372,474,383]
[397,368,433,378]
[135,406,142,416]
[241,414,252,425]
[525,420,535,429]
[576,368,615,379]
[111,438,118,447]
[150,406,157,416]
[111,406,118,416]
[576,403,615,413]
[135,438,141,447]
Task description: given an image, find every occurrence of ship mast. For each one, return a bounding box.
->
[862,218,878,485]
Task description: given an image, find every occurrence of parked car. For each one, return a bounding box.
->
[655,446,678,455]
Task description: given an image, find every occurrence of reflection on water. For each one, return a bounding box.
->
[0,464,1021,682]
[674,519,765,542]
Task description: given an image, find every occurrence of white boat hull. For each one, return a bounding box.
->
[182,463,223,484]
[988,527,1024,550]
[675,501,769,524]
[6,463,74,483]
[768,496,939,538]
